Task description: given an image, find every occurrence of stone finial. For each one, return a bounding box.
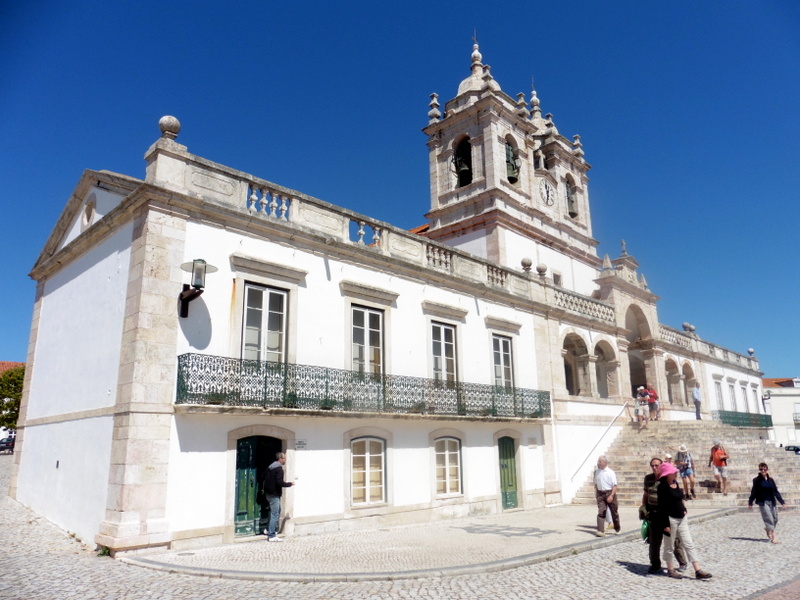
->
[515,92,530,119]
[620,239,628,256]
[521,257,532,273]
[748,348,755,356]
[602,254,613,271]
[639,273,648,289]
[682,322,696,333]
[536,263,548,277]
[530,80,541,118]
[428,93,441,124]
[159,115,181,140]
[544,113,557,136]
[572,134,584,158]
[471,43,483,69]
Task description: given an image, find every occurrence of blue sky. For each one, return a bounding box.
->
[2,1,799,377]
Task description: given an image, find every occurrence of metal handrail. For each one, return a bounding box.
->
[570,401,630,482]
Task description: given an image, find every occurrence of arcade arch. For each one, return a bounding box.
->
[624,304,652,395]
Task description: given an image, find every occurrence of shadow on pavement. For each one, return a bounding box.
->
[452,524,558,538]
[616,560,651,578]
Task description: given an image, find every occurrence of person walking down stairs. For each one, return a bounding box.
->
[675,444,697,500]
[708,440,730,495]
[635,387,650,431]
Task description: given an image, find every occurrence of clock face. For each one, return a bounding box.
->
[539,180,555,206]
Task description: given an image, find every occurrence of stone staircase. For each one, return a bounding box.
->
[572,420,800,508]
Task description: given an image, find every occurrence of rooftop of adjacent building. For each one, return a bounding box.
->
[0,362,24,375]
[763,378,800,388]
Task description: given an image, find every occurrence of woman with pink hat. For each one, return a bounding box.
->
[656,461,713,580]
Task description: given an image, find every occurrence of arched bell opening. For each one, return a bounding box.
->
[453,136,473,188]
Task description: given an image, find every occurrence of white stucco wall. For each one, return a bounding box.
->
[15,416,114,545]
[504,230,599,296]
[27,224,131,418]
[59,187,126,251]
[177,222,542,391]
[554,423,623,503]
[165,414,546,534]
[443,230,488,261]
[702,366,763,414]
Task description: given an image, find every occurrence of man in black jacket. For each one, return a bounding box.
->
[643,457,687,574]
[264,452,294,541]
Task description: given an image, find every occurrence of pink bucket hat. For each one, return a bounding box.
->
[659,462,679,477]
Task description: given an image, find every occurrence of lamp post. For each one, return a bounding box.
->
[179,259,218,318]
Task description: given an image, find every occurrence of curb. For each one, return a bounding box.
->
[119,508,737,582]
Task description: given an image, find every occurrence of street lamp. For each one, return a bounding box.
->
[179,259,218,318]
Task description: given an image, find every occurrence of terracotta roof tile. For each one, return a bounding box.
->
[0,362,24,375]
[762,377,798,388]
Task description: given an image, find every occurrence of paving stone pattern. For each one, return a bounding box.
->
[1,454,798,600]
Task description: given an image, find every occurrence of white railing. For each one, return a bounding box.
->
[554,289,615,323]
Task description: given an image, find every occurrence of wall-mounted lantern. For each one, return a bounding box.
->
[179,259,217,318]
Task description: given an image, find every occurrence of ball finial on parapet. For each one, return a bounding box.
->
[159,115,181,140]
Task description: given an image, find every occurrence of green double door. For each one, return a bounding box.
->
[235,436,282,536]
[498,436,518,510]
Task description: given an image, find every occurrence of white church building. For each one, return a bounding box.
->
[11,44,765,555]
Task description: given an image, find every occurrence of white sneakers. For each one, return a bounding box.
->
[268,536,284,542]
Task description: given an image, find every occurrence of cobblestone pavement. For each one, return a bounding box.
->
[1,454,798,600]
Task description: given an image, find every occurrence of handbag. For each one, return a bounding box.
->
[640,519,649,541]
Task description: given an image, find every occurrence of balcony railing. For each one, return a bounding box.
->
[176,353,551,419]
[712,410,773,428]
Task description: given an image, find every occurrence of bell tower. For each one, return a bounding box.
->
[422,44,601,290]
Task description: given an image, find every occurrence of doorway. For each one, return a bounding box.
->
[498,436,518,509]
[235,435,283,536]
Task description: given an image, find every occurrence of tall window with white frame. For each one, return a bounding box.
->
[741,386,749,412]
[715,381,723,411]
[492,334,514,391]
[352,306,383,375]
[434,437,462,496]
[351,437,385,505]
[432,322,457,385]
[729,384,737,411]
[242,283,287,362]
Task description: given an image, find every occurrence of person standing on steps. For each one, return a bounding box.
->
[708,440,730,495]
[594,455,620,537]
[692,382,703,420]
[748,462,785,543]
[643,457,687,574]
[636,386,650,431]
[264,452,295,542]
[646,382,660,421]
[675,444,697,499]
[656,462,713,580]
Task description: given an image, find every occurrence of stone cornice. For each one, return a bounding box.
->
[229,253,308,284]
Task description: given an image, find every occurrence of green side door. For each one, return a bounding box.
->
[235,437,259,536]
[498,436,518,509]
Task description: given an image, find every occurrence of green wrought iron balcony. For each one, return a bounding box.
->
[712,410,773,428]
[176,353,551,419]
